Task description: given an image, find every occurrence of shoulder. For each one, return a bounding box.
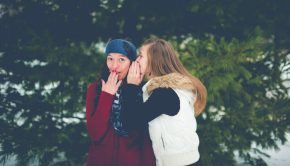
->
[86,81,99,98]
[149,88,179,105]
[87,81,98,90]
[150,88,180,116]
[151,87,178,98]
[150,88,180,104]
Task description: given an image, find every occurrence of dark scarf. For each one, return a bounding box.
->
[110,88,129,136]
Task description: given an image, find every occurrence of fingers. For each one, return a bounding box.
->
[133,62,141,80]
[128,63,134,75]
[108,71,118,84]
[112,72,118,83]
[102,72,120,94]
[127,61,143,85]
[136,62,140,77]
[130,62,139,76]
[107,71,114,83]
[116,80,122,89]
[133,62,137,75]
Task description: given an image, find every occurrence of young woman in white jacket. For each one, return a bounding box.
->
[121,38,207,166]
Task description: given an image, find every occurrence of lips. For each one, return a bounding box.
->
[110,70,120,74]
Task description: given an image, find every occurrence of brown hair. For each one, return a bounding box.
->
[142,38,207,116]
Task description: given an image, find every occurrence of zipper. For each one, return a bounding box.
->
[161,135,165,150]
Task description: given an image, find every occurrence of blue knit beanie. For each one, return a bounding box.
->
[105,39,137,61]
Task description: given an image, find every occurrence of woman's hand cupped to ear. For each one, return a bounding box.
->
[127,62,143,85]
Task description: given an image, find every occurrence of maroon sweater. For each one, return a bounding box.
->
[86,82,155,166]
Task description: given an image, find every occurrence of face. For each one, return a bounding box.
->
[136,44,150,77]
[106,53,131,80]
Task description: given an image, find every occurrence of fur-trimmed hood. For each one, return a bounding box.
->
[146,73,196,94]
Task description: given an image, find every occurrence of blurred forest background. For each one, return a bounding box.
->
[0,0,290,165]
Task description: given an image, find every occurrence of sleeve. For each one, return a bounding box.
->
[121,84,180,130]
[85,82,114,141]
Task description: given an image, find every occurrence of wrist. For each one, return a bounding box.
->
[128,81,139,85]
[102,89,115,95]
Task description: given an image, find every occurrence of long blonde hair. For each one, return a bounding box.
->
[143,38,207,116]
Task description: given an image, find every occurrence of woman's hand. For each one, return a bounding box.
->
[127,62,143,85]
[101,72,122,95]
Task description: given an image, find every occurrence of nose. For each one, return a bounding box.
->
[111,61,119,71]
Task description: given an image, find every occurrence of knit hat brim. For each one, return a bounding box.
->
[105,39,137,61]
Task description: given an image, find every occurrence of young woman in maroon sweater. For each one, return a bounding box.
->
[85,39,155,166]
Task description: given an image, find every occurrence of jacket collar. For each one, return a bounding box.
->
[146,73,195,94]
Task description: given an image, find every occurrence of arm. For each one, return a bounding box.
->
[86,82,114,141]
[121,84,180,130]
